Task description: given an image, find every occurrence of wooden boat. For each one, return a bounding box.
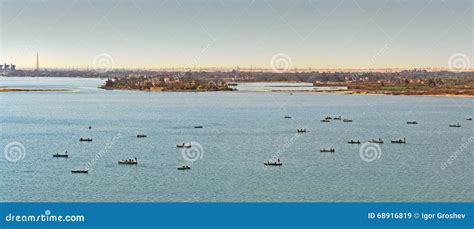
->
[449,123,461,127]
[406,121,418,124]
[79,137,93,142]
[137,134,147,138]
[118,158,138,165]
[369,139,384,144]
[71,170,88,173]
[343,119,353,122]
[284,116,292,119]
[177,165,191,170]
[177,143,192,148]
[347,140,361,144]
[320,148,335,153]
[297,129,307,133]
[194,126,203,128]
[53,152,68,158]
[391,138,406,144]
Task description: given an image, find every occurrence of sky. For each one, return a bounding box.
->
[0,0,473,70]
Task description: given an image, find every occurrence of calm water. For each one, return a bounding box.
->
[1,77,473,202]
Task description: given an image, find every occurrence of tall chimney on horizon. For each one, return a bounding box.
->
[35,52,39,71]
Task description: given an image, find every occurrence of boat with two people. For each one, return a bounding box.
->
[118,157,138,165]
[347,140,361,144]
[297,129,307,133]
[391,138,406,144]
[137,134,147,138]
[320,148,335,153]
[264,158,282,166]
[177,143,192,148]
[369,138,384,144]
[333,116,342,120]
[407,121,418,124]
[177,165,191,170]
[284,116,292,119]
[53,151,68,158]
[194,126,203,129]
[343,119,353,122]
[449,123,461,128]
[79,137,93,142]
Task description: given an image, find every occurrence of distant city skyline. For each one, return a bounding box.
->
[1,0,473,69]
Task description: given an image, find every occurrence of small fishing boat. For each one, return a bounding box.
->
[137,134,147,138]
[118,157,138,165]
[53,151,68,158]
[347,140,361,144]
[369,139,384,144]
[177,165,191,170]
[284,116,292,119]
[391,138,406,144]
[343,119,353,122]
[333,116,342,120]
[406,121,418,124]
[321,119,330,122]
[320,148,335,153]
[71,170,88,174]
[324,116,332,120]
[79,137,93,142]
[194,126,203,129]
[467,118,473,121]
[177,143,192,148]
[297,129,307,133]
[449,123,461,127]
[264,159,282,166]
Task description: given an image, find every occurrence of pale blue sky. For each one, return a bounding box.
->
[1,0,473,69]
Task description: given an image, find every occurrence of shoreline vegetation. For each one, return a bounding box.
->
[3,69,474,96]
[97,69,473,97]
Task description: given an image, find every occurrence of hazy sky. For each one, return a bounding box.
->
[1,0,473,69]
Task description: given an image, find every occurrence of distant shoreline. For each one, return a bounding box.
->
[0,88,76,92]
